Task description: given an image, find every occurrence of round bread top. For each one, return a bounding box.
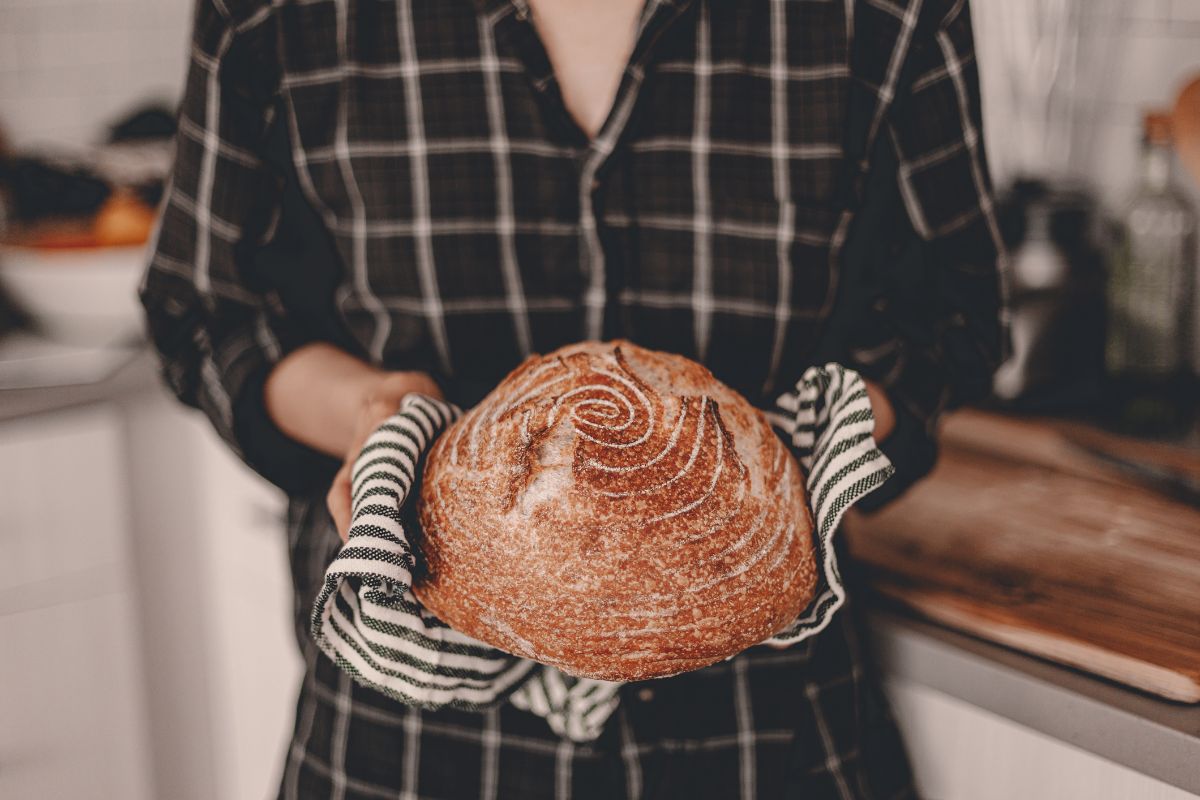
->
[415,341,816,681]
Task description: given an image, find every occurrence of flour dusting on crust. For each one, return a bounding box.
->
[415,340,816,680]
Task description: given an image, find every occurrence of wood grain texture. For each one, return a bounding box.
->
[845,410,1200,702]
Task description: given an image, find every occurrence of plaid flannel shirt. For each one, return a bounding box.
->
[140,0,1005,797]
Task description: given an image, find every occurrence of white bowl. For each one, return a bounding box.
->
[0,244,149,346]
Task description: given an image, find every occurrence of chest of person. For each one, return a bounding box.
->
[276,0,848,236]
[266,0,869,398]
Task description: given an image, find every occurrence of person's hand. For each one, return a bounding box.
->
[326,371,443,541]
[764,377,894,651]
[263,342,444,541]
[862,378,895,444]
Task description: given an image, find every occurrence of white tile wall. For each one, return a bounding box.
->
[973,0,1200,369]
[0,0,192,149]
[1170,0,1200,24]
[975,0,1200,210]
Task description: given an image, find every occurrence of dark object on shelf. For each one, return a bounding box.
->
[1103,112,1197,439]
[107,104,177,144]
[0,157,111,223]
[992,179,1109,412]
[132,180,164,209]
[0,281,33,339]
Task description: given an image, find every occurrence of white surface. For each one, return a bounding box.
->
[0,390,302,800]
[191,418,302,800]
[0,407,153,800]
[0,406,129,592]
[973,0,1200,205]
[0,333,137,389]
[1171,0,1200,24]
[885,679,1200,800]
[121,392,300,800]
[0,244,149,345]
[0,593,155,800]
[0,0,192,148]
[121,394,222,800]
[971,0,1200,368]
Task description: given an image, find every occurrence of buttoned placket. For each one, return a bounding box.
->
[487,0,698,341]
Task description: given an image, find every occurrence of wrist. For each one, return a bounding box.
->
[265,343,385,458]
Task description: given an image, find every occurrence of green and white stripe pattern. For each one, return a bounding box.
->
[311,363,893,742]
[762,363,895,644]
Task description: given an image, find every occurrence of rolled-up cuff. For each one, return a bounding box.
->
[853,398,937,512]
[232,362,343,496]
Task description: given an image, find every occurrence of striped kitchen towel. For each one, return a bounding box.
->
[310,362,894,742]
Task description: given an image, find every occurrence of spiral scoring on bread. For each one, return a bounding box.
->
[445,348,751,526]
[416,341,816,680]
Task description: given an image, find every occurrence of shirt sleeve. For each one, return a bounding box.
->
[139,0,342,494]
[841,0,1009,509]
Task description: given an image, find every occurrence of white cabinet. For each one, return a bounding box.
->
[0,407,129,593]
[0,407,153,800]
[884,679,1200,800]
[122,392,301,800]
[191,420,303,800]
[0,390,302,800]
[0,593,153,800]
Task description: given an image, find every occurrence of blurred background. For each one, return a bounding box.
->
[1,1,1198,799]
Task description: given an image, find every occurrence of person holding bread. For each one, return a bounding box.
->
[140,0,1005,797]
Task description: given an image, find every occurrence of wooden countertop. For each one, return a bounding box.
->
[846,409,1200,703]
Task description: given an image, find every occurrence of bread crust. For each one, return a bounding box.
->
[415,340,816,680]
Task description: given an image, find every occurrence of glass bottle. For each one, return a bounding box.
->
[1104,112,1197,436]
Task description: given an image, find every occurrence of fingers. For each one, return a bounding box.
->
[329,371,434,543]
[328,399,399,541]
[327,462,352,541]
[365,372,442,412]
[373,370,443,402]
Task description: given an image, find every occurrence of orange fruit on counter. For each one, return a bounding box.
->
[92,191,157,247]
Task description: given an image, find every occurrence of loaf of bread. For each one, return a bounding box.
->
[414,341,816,681]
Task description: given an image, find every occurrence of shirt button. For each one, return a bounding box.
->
[590,178,601,192]
[636,687,654,702]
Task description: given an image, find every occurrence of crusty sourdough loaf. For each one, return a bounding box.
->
[414,340,816,681]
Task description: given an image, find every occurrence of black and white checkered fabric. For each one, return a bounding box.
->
[138,0,1006,794]
[282,598,916,799]
[311,363,893,742]
[140,0,1007,465]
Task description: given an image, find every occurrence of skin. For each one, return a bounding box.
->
[265,2,896,542]
[264,342,442,538]
[527,0,646,139]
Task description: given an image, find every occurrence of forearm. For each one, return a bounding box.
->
[264,343,383,458]
[265,342,444,536]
